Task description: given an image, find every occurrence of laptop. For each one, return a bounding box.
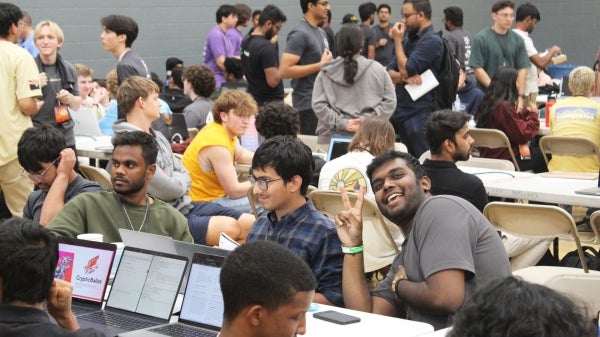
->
[77,246,188,337]
[575,170,600,196]
[326,133,353,162]
[560,75,572,97]
[54,237,116,316]
[119,251,226,337]
[71,107,105,137]
[118,229,229,294]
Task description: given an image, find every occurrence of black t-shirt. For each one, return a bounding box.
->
[240,34,284,105]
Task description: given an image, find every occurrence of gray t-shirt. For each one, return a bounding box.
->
[372,195,511,330]
[117,49,150,84]
[445,28,472,72]
[285,19,329,111]
[183,97,213,130]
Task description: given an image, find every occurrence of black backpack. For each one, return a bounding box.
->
[559,246,600,271]
[432,30,460,110]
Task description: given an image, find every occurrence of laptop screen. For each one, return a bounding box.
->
[326,134,353,162]
[107,247,188,320]
[179,252,226,329]
[56,238,116,303]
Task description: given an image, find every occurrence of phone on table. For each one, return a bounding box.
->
[313,310,361,325]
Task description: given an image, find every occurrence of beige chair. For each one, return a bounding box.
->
[235,163,251,182]
[470,128,521,171]
[187,128,199,140]
[418,150,431,163]
[79,164,112,189]
[579,210,600,245]
[308,190,402,273]
[456,157,516,171]
[298,134,319,152]
[484,201,589,272]
[539,135,600,168]
[394,142,408,153]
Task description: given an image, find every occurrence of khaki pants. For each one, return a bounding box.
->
[0,159,33,217]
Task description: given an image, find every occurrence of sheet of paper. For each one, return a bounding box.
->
[404,69,439,101]
[218,232,240,251]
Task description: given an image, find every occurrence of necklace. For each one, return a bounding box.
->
[115,192,150,232]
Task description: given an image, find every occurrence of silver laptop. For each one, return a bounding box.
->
[575,170,600,196]
[119,251,226,337]
[77,246,188,337]
[54,237,116,316]
[71,107,104,137]
[326,133,353,162]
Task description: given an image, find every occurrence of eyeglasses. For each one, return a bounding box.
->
[401,12,418,19]
[22,158,58,181]
[316,1,330,7]
[249,176,282,191]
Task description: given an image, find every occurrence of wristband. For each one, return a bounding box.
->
[341,244,364,255]
[391,274,408,300]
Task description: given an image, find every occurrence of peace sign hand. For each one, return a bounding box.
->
[335,185,365,247]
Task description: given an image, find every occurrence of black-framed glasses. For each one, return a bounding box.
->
[401,12,418,19]
[249,175,282,191]
[22,158,58,181]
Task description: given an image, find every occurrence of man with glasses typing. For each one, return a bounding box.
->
[18,125,104,226]
[245,136,344,307]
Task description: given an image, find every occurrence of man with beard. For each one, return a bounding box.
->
[241,5,287,105]
[47,131,193,243]
[421,110,487,212]
[335,150,511,330]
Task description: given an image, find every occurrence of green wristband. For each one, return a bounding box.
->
[341,244,364,255]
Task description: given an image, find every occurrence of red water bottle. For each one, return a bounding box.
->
[545,95,556,127]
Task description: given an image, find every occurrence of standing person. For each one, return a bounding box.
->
[204,4,238,88]
[312,23,396,147]
[240,4,287,106]
[475,67,546,172]
[0,2,42,217]
[442,7,472,74]
[373,4,395,67]
[387,0,443,158]
[513,3,562,110]
[18,10,38,57]
[100,14,150,85]
[0,217,104,337]
[358,2,377,60]
[469,0,530,112]
[33,20,82,148]
[226,3,251,57]
[279,0,333,135]
[219,241,317,337]
[335,151,511,329]
[247,136,344,306]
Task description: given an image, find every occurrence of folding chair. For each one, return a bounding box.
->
[308,190,403,273]
[470,128,521,171]
[539,135,600,168]
[456,157,516,171]
[484,201,589,272]
[79,164,112,189]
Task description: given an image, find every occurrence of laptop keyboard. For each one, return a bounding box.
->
[80,311,158,330]
[150,324,218,337]
[71,305,98,316]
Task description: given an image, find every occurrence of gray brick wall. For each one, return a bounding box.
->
[19,1,599,80]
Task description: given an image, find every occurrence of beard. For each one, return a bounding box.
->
[112,176,146,196]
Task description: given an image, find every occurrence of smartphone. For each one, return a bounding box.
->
[313,310,361,325]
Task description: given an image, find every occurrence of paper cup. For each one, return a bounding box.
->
[77,233,103,242]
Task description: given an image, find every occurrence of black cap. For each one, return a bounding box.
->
[342,14,359,24]
[165,57,183,72]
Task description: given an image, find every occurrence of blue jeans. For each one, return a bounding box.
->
[392,112,431,158]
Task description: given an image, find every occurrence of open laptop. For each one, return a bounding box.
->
[54,237,116,316]
[326,133,353,162]
[560,75,572,97]
[118,229,229,294]
[119,251,226,337]
[575,170,600,196]
[77,246,188,337]
[71,107,104,137]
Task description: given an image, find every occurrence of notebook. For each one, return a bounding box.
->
[54,237,116,317]
[77,246,188,337]
[575,170,600,196]
[326,134,353,162]
[118,229,229,294]
[119,251,226,337]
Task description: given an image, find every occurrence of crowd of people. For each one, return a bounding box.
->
[1,0,600,336]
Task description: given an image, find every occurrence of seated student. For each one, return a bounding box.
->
[159,66,192,113]
[448,276,596,337]
[182,90,257,213]
[549,66,600,172]
[182,64,216,130]
[335,151,511,329]
[47,131,193,243]
[456,67,484,114]
[18,125,104,226]
[98,69,119,136]
[219,241,317,337]
[112,76,254,246]
[246,136,344,307]
[223,57,246,85]
[0,217,104,337]
[318,116,404,272]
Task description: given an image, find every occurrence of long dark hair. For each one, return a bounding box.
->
[475,67,518,127]
[335,24,364,84]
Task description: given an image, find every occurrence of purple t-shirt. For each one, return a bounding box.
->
[203,25,234,87]
[226,27,243,57]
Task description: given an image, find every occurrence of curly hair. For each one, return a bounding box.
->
[256,101,300,139]
[182,64,216,98]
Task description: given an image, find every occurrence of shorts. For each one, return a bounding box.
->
[185,201,243,245]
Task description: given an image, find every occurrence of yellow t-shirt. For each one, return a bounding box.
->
[182,122,236,201]
[549,96,600,172]
[0,41,42,165]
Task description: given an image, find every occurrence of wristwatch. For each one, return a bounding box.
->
[391,274,408,300]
